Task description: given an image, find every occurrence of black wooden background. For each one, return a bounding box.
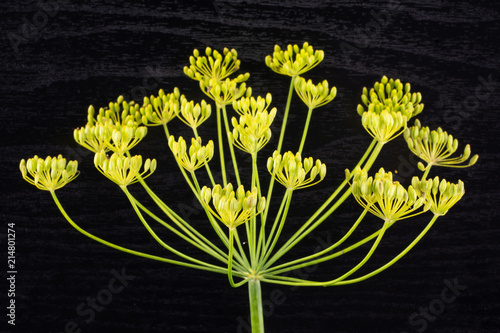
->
[1,1,499,332]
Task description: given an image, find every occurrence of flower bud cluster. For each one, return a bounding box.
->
[141,88,182,126]
[229,107,277,155]
[357,76,423,119]
[232,93,274,117]
[74,96,148,154]
[88,96,143,126]
[411,176,465,216]
[94,152,156,187]
[265,42,324,77]
[404,119,478,169]
[349,167,428,222]
[178,98,212,129]
[200,77,250,107]
[168,136,214,173]
[294,76,337,109]
[357,76,424,143]
[20,155,79,191]
[361,109,407,143]
[267,151,326,190]
[200,183,266,229]
[184,47,248,83]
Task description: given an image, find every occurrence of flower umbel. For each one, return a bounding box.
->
[412,176,465,216]
[294,76,337,109]
[88,96,142,127]
[349,167,428,222]
[265,42,324,77]
[73,123,110,154]
[178,98,212,129]
[200,77,249,107]
[168,136,214,173]
[229,109,277,155]
[404,119,479,169]
[141,88,182,126]
[232,93,275,117]
[75,96,146,154]
[184,47,249,83]
[20,155,79,191]
[357,76,424,119]
[361,109,407,143]
[107,124,148,155]
[267,151,326,190]
[200,183,266,229]
[94,152,156,187]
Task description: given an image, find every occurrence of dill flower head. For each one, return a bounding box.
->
[141,88,182,126]
[229,108,277,155]
[168,136,214,173]
[94,152,156,187]
[294,76,337,109]
[404,119,478,169]
[184,47,249,83]
[349,167,428,222]
[267,151,326,190]
[412,176,466,216]
[200,183,266,229]
[20,155,79,192]
[265,42,324,77]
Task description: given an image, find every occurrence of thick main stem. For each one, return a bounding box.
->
[248,279,265,333]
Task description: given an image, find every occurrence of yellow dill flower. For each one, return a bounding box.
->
[349,167,428,222]
[73,122,110,154]
[294,76,337,109]
[267,151,326,190]
[229,108,277,155]
[20,155,79,192]
[75,96,145,154]
[200,183,266,229]
[200,77,249,108]
[177,98,212,129]
[88,96,142,127]
[184,47,249,83]
[357,76,424,119]
[361,109,407,143]
[94,152,156,187]
[404,119,478,169]
[168,136,214,173]
[141,88,182,126]
[412,176,465,216]
[265,42,324,77]
[232,93,275,117]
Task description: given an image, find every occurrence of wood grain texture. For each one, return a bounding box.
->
[1,0,499,332]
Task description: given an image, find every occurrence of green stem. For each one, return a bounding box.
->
[221,104,242,186]
[258,189,293,271]
[261,76,296,225]
[276,76,296,155]
[260,219,390,287]
[192,126,216,187]
[228,228,237,287]
[263,208,368,275]
[421,164,432,181]
[266,138,378,263]
[297,107,314,155]
[50,191,230,275]
[130,192,231,266]
[335,214,439,285]
[248,278,265,333]
[216,105,228,186]
[121,186,225,271]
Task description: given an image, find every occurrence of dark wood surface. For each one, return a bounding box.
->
[1,1,499,332]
